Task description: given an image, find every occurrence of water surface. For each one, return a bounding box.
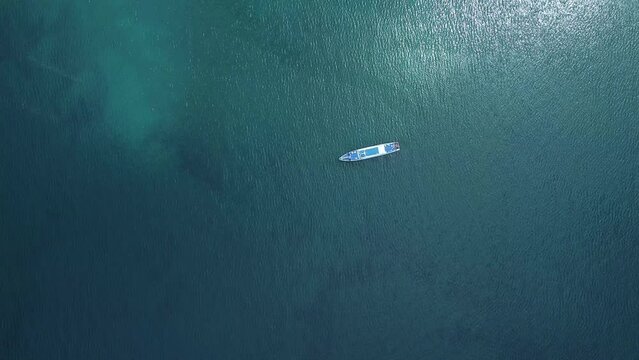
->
[1,0,638,358]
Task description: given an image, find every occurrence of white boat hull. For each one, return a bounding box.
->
[339,142,400,162]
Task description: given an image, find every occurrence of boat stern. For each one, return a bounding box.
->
[383,142,400,153]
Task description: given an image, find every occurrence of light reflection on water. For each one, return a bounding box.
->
[377,0,612,89]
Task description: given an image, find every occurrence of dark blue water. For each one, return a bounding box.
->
[2,1,638,358]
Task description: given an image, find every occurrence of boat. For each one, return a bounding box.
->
[339,142,400,162]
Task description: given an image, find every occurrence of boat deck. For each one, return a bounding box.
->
[339,141,400,162]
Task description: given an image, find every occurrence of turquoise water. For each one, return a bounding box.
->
[1,0,638,358]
